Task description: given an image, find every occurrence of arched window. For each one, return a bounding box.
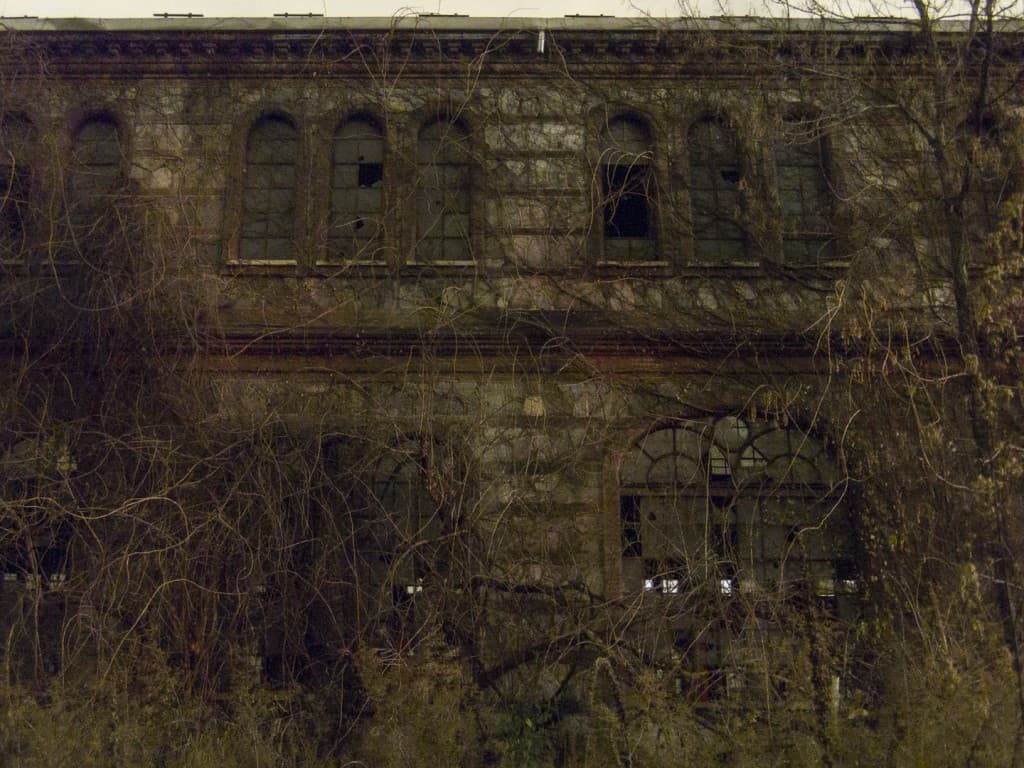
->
[369,443,441,600]
[619,416,856,698]
[0,114,34,262]
[689,118,744,262]
[328,118,384,263]
[355,439,453,652]
[620,416,852,595]
[69,116,122,233]
[240,115,297,262]
[416,119,471,263]
[601,116,654,262]
[775,119,834,265]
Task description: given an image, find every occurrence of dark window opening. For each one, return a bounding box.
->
[831,557,861,616]
[603,165,651,238]
[358,161,383,188]
[0,114,33,262]
[710,523,737,559]
[0,170,29,260]
[1,524,70,590]
[1,508,70,678]
[262,652,285,687]
[259,628,338,690]
[600,116,654,261]
[392,577,425,606]
[621,494,642,557]
[358,440,451,653]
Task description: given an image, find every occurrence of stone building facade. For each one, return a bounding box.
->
[0,14,1020,760]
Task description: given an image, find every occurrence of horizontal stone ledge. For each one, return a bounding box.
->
[170,327,961,360]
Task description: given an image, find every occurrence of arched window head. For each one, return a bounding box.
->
[240,115,297,262]
[601,116,654,262]
[69,116,122,230]
[328,118,384,263]
[0,114,34,262]
[689,118,744,263]
[775,118,835,265]
[416,119,471,263]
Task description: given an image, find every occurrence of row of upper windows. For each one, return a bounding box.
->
[234,114,475,264]
[593,114,833,265]
[233,110,837,267]
[0,108,834,268]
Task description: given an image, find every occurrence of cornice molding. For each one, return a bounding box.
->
[2,22,1021,78]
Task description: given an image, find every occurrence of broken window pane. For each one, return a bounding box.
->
[604,164,650,238]
[328,118,384,262]
[643,559,684,594]
[619,415,856,691]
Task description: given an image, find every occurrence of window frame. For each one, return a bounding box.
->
[607,415,858,703]
[234,113,301,265]
[773,113,839,267]
[322,114,387,267]
[222,108,314,270]
[412,116,477,266]
[593,112,663,266]
[353,437,460,653]
[65,112,127,255]
[686,115,752,266]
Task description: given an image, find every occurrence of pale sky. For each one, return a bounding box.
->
[0,0,1003,23]
[0,0,752,17]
